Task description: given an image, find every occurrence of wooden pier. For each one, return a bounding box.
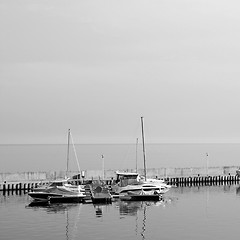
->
[83,184,112,204]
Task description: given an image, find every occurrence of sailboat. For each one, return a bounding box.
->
[115,117,171,200]
[28,129,86,203]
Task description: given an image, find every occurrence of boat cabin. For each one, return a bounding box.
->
[115,171,141,187]
[48,180,67,187]
[115,171,140,182]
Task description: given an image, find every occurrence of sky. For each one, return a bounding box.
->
[1,0,240,144]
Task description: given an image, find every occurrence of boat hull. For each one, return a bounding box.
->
[116,184,170,195]
[120,194,161,201]
[28,191,86,203]
[49,195,86,203]
[28,192,62,201]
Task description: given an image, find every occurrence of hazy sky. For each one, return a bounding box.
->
[1,0,240,144]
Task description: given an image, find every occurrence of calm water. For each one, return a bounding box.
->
[1,143,240,172]
[1,184,240,240]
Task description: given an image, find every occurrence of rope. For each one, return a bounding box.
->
[69,131,81,173]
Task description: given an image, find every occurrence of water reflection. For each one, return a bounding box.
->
[26,201,82,240]
[116,197,174,240]
[114,201,150,239]
[2,189,28,196]
[117,197,172,216]
[236,185,240,195]
[3,184,240,240]
[24,197,175,240]
[141,205,146,240]
[94,204,103,217]
[26,201,77,213]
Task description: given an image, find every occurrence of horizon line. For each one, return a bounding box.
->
[2,141,240,145]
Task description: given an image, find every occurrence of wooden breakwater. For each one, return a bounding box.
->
[0,181,41,193]
[165,174,240,186]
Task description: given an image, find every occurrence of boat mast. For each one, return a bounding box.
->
[102,154,105,180]
[69,131,81,173]
[141,117,147,181]
[66,129,70,178]
[136,138,138,173]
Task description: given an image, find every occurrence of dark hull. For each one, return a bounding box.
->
[28,191,86,203]
[28,192,62,201]
[49,195,85,203]
[120,194,161,201]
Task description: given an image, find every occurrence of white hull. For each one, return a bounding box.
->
[115,182,170,195]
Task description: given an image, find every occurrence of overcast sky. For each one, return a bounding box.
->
[1,0,240,144]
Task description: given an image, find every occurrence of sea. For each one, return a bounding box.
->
[1,144,240,239]
[1,143,240,173]
[1,184,240,240]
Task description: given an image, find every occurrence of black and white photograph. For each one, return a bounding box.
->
[1,1,240,240]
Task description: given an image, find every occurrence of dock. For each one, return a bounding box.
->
[1,174,240,194]
[84,184,112,204]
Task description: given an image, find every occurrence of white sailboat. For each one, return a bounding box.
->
[28,129,86,203]
[114,117,171,198]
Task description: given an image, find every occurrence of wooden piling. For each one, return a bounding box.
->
[163,174,240,187]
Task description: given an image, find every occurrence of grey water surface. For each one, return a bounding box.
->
[1,184,240,240]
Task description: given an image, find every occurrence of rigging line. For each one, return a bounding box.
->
[141,117,147,181]
[136,138,138,173]
[66,129,71,177]
[69,131,81,173]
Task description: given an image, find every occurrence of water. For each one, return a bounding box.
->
[1,184,240,240]
[1,143,240,172]
[1,144,240,239]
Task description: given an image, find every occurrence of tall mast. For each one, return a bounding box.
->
[66,129,70,178]
[141,117,147,181]
[135,138,138,173]
[102,154,105,180]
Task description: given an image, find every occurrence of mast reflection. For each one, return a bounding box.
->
[116,198,172,240]
[26,202,82,240]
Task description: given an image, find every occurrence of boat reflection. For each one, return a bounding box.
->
[94,204,103,217]
[117,197,171,216]
[93,203,113,218]
[26,201,82,240]
[115,200,159,240]
[26,201,78,213]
